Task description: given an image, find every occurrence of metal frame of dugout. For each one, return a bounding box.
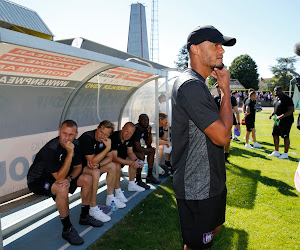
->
[0,28,173,248]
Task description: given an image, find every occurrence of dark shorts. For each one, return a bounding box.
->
[28,174,80,199]
[245,119,255,132]
[176,187,227,249]
[272,122,292,138]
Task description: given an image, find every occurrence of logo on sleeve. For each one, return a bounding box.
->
[203,231,214,244]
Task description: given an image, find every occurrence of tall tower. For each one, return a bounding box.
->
[127,3,149,60]
[150,0,159,63]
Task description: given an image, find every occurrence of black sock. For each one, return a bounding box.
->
[147,167,153,177]
[61,215,72,231]
[225,153,229,161]
[165,160,171,166]
[136,173,142,182]
[81,205,90,218]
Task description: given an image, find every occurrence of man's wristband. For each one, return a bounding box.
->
[164,129,168,132]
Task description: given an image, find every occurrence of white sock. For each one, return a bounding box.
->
[90,206,98,212]
[129,181,135,185]
[115,188,121,193]
[107,194,114,199]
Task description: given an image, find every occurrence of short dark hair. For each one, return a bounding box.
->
[98,120,115,132]
[249,91,256,97]
[232,91,237,95]
[138,114,149,120]
[159,112,168,120]
[60,120,78,130]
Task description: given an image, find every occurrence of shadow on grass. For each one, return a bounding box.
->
[230,146,272,161]
[226,164,298,209]
[212,225,248,250]
[89,178,183,250]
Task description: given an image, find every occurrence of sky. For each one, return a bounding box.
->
[10,0,300,78]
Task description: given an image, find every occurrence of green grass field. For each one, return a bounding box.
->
[90,109,300,250]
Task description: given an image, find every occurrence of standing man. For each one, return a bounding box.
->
[110,122,146,192]
[268,86,294,159]
[215,86,241,164]
[27,120,103,246]
[79,120,126,224]
[244,91,262,149]
[133,114,160,190]
[172,25,235,249]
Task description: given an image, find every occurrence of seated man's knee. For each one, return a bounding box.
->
[79,173,92,188]
[52,182,69,197]
[106,162,117,174]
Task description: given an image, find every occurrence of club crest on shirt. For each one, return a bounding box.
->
[126,141,129,145]
[141,133,144,137]
[203,231,214,244]
[99,142,104,148]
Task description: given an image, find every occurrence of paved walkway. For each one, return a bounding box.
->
[3,175,168,250]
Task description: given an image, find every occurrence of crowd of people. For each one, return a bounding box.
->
[234,90,274,106]
[27,112,172,245]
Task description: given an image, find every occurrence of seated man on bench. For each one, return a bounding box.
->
[132,114,161,189]
[79,120,126,222]
[27,120,103,246]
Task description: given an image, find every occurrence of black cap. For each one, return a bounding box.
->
[187,25,236,50]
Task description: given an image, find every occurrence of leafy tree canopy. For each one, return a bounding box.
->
[269,57,299,90]
[174,44,189,71]
[229,54,259,90]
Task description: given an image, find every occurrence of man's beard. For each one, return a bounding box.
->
[214,63,224,70]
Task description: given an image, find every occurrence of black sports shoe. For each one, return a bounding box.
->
[137,179,150,189]
[146,175,161,184]
[232,137,240,142]
[159,172,170,178]
[62,226,84,245]
[79,214,104,227]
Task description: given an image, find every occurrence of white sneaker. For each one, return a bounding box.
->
[268,151,280,157]
[89,207,111,222]
[278,153,289,159]
[253,142,262,148]
[244,143,253,149]
[128,182,145,192]
[106,196,126,209]
[115,189,128,203]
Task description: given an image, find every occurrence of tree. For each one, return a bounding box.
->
[229,55,259,90]
[174,44,189,71]
[269,57,299,91]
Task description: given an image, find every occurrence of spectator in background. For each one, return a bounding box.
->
[268,86,294,159]
[157,112,173,174]
[159,94,172,126]
[244,92,263,149]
